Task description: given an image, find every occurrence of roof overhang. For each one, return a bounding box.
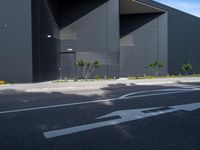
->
[120,0,166,15]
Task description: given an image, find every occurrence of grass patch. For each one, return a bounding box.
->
[128,74,200,80]
[53,74,200,83]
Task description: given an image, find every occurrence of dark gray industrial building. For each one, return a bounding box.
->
[0,0,200,82]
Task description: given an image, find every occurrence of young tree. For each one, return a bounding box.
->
[181,63,192,75]
[147,60,164,77]
[77,59,100,80]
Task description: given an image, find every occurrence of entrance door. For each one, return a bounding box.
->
[60,52,76,79]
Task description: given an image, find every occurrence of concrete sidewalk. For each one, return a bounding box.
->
[0,77,200,93]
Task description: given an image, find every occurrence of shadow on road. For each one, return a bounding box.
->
[0,83,200,150]
[0,83,199,112]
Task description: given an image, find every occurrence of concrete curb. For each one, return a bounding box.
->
[23,78,200,93]
[1,77,200,93]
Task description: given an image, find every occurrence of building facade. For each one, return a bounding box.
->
[0,0,200,82]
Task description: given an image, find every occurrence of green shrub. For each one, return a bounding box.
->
[107,77,115,80]
[146,60,164,77]
[103,76,116,80]
[0,80,6,85]
[95,75,101,81]
[128,76,137,80]
[74,77,79,82]
[190,74,200,77]
[146,76,156,79]
[181,63,192,75]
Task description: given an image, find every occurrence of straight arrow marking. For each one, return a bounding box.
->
[44,102,200,139]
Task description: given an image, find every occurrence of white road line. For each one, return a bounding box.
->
[175,84,200,90]
[0,88,199,115]
[119,88,190,98]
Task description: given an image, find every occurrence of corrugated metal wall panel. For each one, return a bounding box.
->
[137,0,200,75]
[120,13,168,77]
[168,10,200,75]
[32,0,60,82]
[60,0,120,78]
[0,0,32,82]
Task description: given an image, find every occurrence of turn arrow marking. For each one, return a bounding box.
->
[44,103,200,139]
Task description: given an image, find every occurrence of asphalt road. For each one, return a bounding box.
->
[0,83,200,150]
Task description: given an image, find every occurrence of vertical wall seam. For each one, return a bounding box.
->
[118,0,121,77]
[37,0,41,81]
[157,17,160,61]
[106,0,109,77]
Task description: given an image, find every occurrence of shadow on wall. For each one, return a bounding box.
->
[47,0,108,29]
[120,13,163,38]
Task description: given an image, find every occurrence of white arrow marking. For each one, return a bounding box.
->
[44,102,200,139]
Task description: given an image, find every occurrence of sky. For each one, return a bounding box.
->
[154,0,200,17]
